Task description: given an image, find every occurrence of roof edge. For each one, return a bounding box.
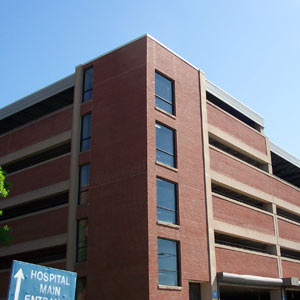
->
[81,34,148,67]
[270,141,300,169]
[205,79,264,127]
[0,74,75,120]
[146,34,202,72]
[81,33,204,73]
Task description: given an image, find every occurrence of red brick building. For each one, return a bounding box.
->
[0,34,300,300]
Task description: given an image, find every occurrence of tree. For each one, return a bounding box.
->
[0,167,12,245]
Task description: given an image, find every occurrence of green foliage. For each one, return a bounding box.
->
[0,225,12,246]
[0,167,12,246]
[0,167,10,198]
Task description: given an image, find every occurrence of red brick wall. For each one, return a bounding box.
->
[6,207,67,245]
[216,247,278,278]
[272,177,300,207]
[147,38,209,300]
[278,219,300,243]
[213,195,275,235]
[282,260,300,278]
[0,106,72,157]
[84,37,149,300]
[5,155,70,198]
[0,270,10,299]
[210,148,272,194]
[207,103,267,154]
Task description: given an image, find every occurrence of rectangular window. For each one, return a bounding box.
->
[157,178,177,224]
[189,282,201,300]
[82,67,94,102]
[77,218,88,263]
[158,238,180,286]
[76,277,87,300]
[80,114,92,152]
[78,164,90,205]
[155,72,174,114]
[156,123,176,167]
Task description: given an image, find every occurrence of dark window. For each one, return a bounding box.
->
[286,290,300,300]
[82,68,94,102]
[189,282,201,300]
[0,192,68,221]
[158,238,180,286]
[80,114,92,152]
[211,183,266,211]
[0,87,74,135]
[78,164,90,205]
[0,245,66,270]
[271,152,300,189]
[2,142,71,174]
[156,123,176,167]
[209,137,267,171]
[77,219,88,263]
[215,232,273,255]
[277,208,300,224]
[281,248,300,261]
[76,277,87,300]
[157,178,177,224]
[155,72,174,114]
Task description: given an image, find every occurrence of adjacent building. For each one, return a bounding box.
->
[0,34,300,300]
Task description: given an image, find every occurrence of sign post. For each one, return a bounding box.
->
[8,260,77,300]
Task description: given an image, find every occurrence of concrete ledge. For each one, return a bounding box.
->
[215,244,277,258]
[157,221,180,229]
[277,216,300,227]
[155,106,176,119]
[211,171,273,203]
[208,124,268,163]
[281,257,300,264]
[0,204,68,224]
[274,197,300,216]
[155,161,178,172]
[214,220,277,245]
[278,238,300,252]
[0,131,71,165]
[0,234,67,257]
[158,285,182,291]
[0,180,69,209]
[212,192,273,216]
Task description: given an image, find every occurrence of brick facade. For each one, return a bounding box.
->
[0,35,300,300]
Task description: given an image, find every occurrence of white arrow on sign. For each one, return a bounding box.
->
[13,268,24,300]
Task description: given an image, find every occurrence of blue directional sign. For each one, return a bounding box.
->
[8,260,77,300]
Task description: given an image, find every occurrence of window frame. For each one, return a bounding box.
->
[76,277,87,300]
[76,218,88,263]
[157,237,181,287]
[78,164,90,205]
[80,113,92,152]
[155,70,175,115]
[82,67,94,103]
[156,177,178,225]
[155,122,177,168]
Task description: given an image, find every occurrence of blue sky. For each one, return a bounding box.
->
[1,0,300,158]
